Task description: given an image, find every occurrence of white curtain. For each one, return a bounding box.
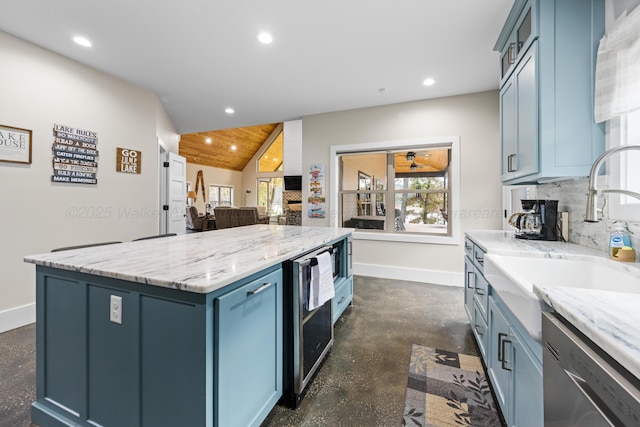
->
[594,5,640,123]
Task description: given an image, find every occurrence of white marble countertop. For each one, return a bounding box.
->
[466,229,640,380]
[24,225,353,294]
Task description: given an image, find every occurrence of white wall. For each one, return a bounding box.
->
[186,163,243,211]
[301,91,502,285]
[0,31,178,332]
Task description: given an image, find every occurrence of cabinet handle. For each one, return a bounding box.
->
[497,332,508,361]
[467,271,475,289]
[507,154,517,172]
[338,296,345,304]
[474,255,484,266]
[474,324,484,336]
[508,42,516,65]
[247,282,273,296]
[501,337,513,371]
[475,287,485,296]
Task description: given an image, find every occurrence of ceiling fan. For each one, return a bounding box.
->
[405,151,431,171]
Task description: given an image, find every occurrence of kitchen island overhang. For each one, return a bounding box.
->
[24,224,354,427]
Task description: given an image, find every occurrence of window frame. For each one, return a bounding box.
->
[330,137,460,245]
[208,184,234,207]
[608,111,640,221]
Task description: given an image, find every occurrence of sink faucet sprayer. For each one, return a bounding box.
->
[585,145,640,222]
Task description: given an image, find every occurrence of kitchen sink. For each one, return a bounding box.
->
[483,253,640,341]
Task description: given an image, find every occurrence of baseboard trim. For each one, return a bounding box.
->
[353,263,463,287]
[0,303,36,334]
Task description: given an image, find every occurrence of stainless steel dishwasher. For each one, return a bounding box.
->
[542,312,640,426]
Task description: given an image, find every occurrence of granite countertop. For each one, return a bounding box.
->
[466,229,640,380]
[24,225,353,294]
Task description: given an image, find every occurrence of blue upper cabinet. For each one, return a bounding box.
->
[495,0,606,184]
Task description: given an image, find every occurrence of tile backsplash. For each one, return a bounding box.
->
[536,178,640,253]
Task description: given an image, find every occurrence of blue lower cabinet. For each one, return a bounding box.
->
[32,265,286,427]
[215,268,283,427]
[487,296,543,427]
[332,276,353,324]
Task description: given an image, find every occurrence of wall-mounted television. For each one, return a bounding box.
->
[284,175,302,191]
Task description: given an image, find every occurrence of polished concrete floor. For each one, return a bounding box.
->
[0,276,477,427]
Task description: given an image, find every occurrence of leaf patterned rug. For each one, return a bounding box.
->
[402,345,503,427]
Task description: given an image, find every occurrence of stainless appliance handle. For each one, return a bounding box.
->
[294,245,333,268]
[247,282,273,296]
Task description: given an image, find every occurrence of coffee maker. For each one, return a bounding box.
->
[508,199,559,240]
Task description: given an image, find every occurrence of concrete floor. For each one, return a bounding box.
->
[0,276,477,427]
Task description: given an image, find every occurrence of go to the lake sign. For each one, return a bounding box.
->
[52,123,99,184]
[116,147,141,174]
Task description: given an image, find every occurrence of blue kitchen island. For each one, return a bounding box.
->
[24,224,353,427]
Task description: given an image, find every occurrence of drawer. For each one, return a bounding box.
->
[474,271,489,322]
[472,301,488,358]
[332,277,353,324]
[472,245,486,273]
[464,237,474,258]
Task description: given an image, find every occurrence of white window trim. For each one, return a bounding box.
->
[208,184,235,207]
[608,114,640,221]
[330,136,460,245]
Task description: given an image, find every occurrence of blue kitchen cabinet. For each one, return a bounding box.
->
[464,238,488,359]
[31,265,285,427]
[488,295,543,427]
[465,236,543,426]
[495,0,605,184]
[216,268,283,427]
[333,276,353,324]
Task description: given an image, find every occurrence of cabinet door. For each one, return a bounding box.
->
[216,269,283,427]
[511,330,543,427]
[514,43,539,179]
[500,78,517,181]
[464,256,476,322]
[487,297,512,423]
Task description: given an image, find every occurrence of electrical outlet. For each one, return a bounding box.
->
[110,295,122,324]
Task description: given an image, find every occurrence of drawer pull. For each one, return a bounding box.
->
[498,332,507,361]
[247,282,273,296]
[467,271,475,289]
[501,337,512,371]
[474,255,484,266]
[475,287,485,296]
[338,296,345,304]
[474,325,484,336]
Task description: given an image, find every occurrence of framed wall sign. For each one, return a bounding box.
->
[116,147,141,174]
[0,124,32,164]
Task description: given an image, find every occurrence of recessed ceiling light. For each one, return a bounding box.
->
[225,107,235,114]
[257,32,273,44]
[205,137,212,144]
[73,36,92,47]
[231,145,237,151]
[423,78,436,86]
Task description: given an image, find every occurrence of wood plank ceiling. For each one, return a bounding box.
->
[179,123,280,171]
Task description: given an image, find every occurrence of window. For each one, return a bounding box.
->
[257,178,283,215]
[209,185,234,207]
[258,130,283,172]
[331,138,460,244]
[610,109,640,221]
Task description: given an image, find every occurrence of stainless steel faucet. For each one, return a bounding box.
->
[585,145,640,222]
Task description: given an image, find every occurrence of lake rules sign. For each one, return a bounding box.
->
[51,124,99,184]
[116,148,141,174]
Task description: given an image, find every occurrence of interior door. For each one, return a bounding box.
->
[167,152,187,234]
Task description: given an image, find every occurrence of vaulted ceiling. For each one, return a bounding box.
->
[179,123,281,171]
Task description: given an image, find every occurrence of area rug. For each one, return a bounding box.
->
[402,345,502,427]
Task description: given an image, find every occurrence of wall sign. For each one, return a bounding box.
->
[116,147,141,174]
[308,163,325,218]
[51,123,99,184]
[0,124,32,164]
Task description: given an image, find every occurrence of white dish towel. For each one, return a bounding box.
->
[308,251,335,311]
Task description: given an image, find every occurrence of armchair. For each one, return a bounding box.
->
[186,205,206,231]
